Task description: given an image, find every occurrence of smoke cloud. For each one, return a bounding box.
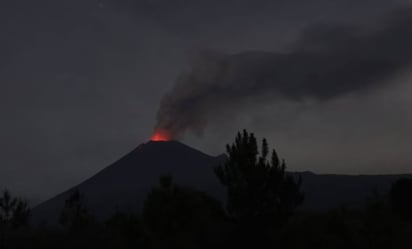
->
[156,8,412,138]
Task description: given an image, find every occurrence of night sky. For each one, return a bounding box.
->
[1,0,412,203]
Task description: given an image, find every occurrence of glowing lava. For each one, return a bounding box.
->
[151,129,172,141]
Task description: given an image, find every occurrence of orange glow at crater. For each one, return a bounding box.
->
[151,129,172,141]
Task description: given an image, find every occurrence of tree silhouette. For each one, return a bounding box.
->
[389,178,412,221]
[0,190,31,248]
[59,189,94,233]
[0,190,30,228]
[215,130,304,230]
[143,176,225,249]
[104,211,144,248]
[362,191,395,249]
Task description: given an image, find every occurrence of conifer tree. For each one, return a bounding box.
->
[215,130,304,229]
[59,189,94,233]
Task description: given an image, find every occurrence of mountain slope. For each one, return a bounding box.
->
[32,141,225,225]
[33,140,412,225]
[296,171,412,210]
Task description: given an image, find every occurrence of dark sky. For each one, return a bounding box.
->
[1,0,412,203]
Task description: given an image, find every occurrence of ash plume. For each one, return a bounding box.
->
[155,8,412,138]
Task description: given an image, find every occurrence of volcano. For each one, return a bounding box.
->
[32,141,225,225]
[32,140,412,225]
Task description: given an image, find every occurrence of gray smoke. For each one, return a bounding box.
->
[156,8,412,138]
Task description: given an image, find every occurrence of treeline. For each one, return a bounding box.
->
[1,130,412,249]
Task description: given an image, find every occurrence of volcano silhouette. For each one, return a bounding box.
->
[33,140,412,225]
[33,141,225,225]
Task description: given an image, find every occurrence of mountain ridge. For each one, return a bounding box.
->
[32,141,225,225]
[32,140,412,225]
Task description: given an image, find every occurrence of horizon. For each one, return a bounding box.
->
[26,139,412,206]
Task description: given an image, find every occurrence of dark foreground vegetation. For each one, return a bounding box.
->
[1,130,412,249]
